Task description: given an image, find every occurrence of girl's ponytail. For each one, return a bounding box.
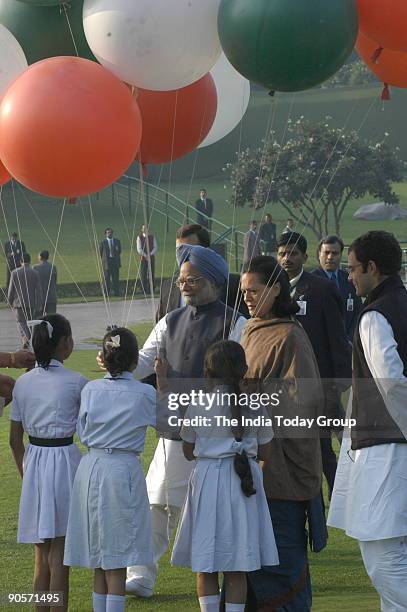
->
[32,315,72,369]
[204,340,256,498]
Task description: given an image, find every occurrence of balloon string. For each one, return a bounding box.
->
[138,161,159,352]
[11,180,33,322]
[225,81,262,338]
[62,3,79,57]
[108,180,147,328]
[251,93,380,318]
[231,92,294,328]
[0,185,31,334]
[123,167,166,328]
[88,195,114,327]
[17,184,89,304]
[42,197,67,317]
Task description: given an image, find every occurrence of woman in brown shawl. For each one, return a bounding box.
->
[240,256,325,612]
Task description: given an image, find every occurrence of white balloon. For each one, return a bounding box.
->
[0,24,28,97]
[83,0,222,91]
[199,54,250,148]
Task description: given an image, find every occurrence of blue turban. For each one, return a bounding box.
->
[176,244,228,285]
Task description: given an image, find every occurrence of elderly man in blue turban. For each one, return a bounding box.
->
[126,246,247,597]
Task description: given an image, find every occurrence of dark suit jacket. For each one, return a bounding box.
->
[292,271,351,381]
[312,267,363,342]
[195,198,213,226]
[156,273,249,321]
[99,238,121,270]
[8,265,43,313]
[4,240,26,269]
[33,261,57,306]
[259,222,277,251]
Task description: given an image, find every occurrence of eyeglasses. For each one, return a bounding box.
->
[347,264,363,274]
[175,276,203,288]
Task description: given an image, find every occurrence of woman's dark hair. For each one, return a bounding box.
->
[349,231,402,275]
[102,327,139,377]
[242,256,300,317]
[204,340,256,498]
[32,314,72,369]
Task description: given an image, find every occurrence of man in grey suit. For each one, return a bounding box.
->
[8,253,43,348]
[33,250,58,315]
[243,220,261,265]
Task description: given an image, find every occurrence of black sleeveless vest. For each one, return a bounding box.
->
[351,275,407,450]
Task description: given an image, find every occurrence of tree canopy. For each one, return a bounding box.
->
[225,117,405,238]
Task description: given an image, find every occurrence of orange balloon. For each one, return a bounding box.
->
[356,31,407,88]
[0,160,11,186]
[137,74,217,165]
[358,0,407,52]
[0,56,142,197]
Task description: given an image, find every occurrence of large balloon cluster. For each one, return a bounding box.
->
[0,0,381,198]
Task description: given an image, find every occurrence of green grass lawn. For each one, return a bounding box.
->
[0,327,379,611]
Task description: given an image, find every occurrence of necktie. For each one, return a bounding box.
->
[109,239,113,257]
[330,272,339,288]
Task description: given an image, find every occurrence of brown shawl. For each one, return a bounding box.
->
[241,317,323,500]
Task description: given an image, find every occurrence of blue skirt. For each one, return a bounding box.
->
[64,449,153,570]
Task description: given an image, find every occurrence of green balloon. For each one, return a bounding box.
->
[0,0,95,64]
[218,0,358,92]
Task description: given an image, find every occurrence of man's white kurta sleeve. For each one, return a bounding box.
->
[133,315,168,379]
[359,310,407,438]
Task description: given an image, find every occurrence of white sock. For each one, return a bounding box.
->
[92,592,107,612]
[199,594,221,612]
[225,604,245,612]
[106,594,125,612]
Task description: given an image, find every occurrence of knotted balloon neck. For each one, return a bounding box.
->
[371,47,383,64]
[381,83,390,102]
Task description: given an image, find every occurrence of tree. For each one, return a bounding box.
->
[225,117,405,238]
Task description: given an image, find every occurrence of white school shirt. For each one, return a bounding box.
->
[10,359,88,438]
[327,311,407,541]
[77,372,156,452]
[132,312,247,380]
[180,388,273,459]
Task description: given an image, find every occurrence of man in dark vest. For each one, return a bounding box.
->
[136,224,157,294]
[328,231,407,611]
[125,245,247,598]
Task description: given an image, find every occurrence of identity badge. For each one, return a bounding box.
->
[347,294,354,312]
[297,300,307,316]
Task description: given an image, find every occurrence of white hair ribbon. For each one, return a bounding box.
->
[231,439,246,455]
[105,334,121,349]
[27,319,54,339]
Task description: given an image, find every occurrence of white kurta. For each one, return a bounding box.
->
[328,311,407,541]
[10,360,87,543]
